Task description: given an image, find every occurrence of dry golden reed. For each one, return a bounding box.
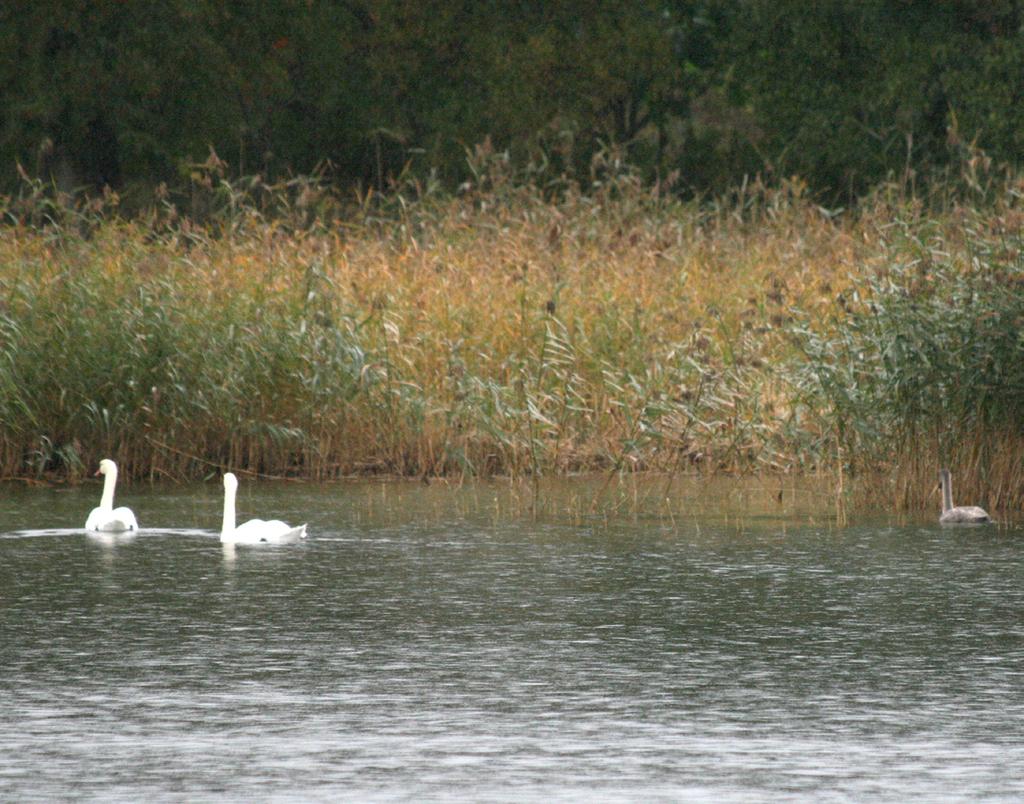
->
[1,175,1021,515]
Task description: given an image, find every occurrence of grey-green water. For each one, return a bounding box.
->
[1,478,1022,801]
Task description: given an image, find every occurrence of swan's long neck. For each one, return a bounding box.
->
[221,483,236,540]
[941,470,954,513]
[100,466,117,511]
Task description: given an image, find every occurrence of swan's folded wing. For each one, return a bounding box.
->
[263,520,307,543]
[232,518,306,544]
[85,506,104,530]
[86,506,138,532]
[940,506,991,523]
[233,518,269,543]
[110,506,139,531]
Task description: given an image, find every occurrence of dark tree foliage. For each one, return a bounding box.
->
[727,0,1024,194]
[1,1,1022,202]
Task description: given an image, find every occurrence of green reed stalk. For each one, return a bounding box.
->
[1,169,1021,516]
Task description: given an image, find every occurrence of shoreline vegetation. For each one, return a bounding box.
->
[2,158,1022,515]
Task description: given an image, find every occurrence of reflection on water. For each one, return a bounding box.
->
[1,477,1022,800]
[86,530,138,548]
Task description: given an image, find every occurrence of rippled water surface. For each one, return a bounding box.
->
[2,477,1023,801]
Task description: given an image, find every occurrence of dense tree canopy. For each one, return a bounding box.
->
[2,1,1022,202]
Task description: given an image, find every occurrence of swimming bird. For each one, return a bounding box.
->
[221,472,307,544]
[938,468,991,524]
[85,459,139,532]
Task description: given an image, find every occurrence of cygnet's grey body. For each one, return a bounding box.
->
[938,468,990,524]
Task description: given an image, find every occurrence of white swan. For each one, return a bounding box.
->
[939,468,991,524]
[221,472,307,544]
[85,459,139,532]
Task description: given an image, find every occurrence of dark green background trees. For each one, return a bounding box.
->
[2,1,1022,202]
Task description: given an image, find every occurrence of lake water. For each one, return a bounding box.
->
[1,477,1022,801]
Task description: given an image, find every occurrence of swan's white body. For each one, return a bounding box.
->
[85,459,138,532]
[221,472,307,544]
[939,468,991,524]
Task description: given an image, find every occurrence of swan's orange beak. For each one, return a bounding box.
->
[94,468,102,477]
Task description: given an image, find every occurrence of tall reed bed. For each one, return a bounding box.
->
[1,173,1021,513]
[791,202,1024,512]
